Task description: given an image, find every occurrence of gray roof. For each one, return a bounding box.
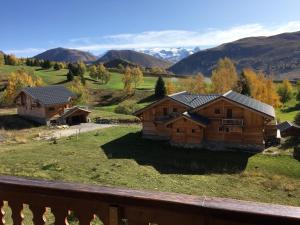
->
[60,106,91,118]
[168,90,275,118]
[22,85,76,106]
[223,91,275,118]
[277,121,300,131]
[169,91,220,108]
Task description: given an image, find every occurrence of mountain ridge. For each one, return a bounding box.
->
[169,31,300,79]
[34,47,97,63]
[96,50,172,68]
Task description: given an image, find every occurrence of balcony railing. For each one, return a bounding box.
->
[0,176,299,225]
[222,118,244,126]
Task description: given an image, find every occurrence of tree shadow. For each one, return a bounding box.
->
[101,132,254,175]
[279,137,298,150]
[0,114,41,130]
[281,103,300,113]
[53,79,69,85]
[137,94,158,104]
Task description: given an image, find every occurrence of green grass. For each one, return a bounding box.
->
[0,125,299,206]
[276,93,299,122]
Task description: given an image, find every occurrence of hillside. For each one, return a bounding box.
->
[169,31,300,78]
[34,47,97,63]
[96,50,172,68]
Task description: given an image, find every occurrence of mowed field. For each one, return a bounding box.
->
[0,65,299,209]
[0,125,299,207]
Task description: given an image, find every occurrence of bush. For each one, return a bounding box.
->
[114,100,140,115]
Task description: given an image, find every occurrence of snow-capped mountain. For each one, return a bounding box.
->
[138,47,200,63]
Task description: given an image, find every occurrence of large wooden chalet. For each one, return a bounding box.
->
[15,85,91,125]
[135,90,279,151]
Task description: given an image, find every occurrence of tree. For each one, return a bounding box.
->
[78,61,86,75]
[166,80,176,95]
[69,77,89,104]
[89,65,97,80]
[235,70,251,95]
[54,62,63,70]
[132,67,143,90]
[277,79,293,104]
[41,60,52,69]
[4,54,18,65]
[0,54,4,66]
[122,67,134,95]
[242,68,281,108]
[1,69,43,104]
[67,62,85,82]
[155,76,167,98]
[211,57,238,93]
[179,74,206,94]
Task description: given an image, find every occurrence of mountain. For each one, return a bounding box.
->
[169,31,300,79]
[139,47,200,63]
[96,50,172,68]
[34,47,97,63]
[103,59,137,68]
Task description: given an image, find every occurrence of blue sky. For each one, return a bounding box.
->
[2,0,300,57]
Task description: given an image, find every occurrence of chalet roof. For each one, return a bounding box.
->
[223,91,275,118]
[277,121,300,132]
[21,85,76,106]
[60,106,91,119]
[169,92,220,108]
[134,90,275,119]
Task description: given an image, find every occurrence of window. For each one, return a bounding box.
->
[167,124,173,128]
[177,128,180,133]
[192,129,195,133]
[218,127,223,132]
[48,107,55,111]
[225,127,230,133]
[163,108,168,116]
[173,108,178,113]
[226,109,233,118]
[214,108,221,114]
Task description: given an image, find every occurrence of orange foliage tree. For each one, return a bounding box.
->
[242,68,281,108]
[1,69,43,104]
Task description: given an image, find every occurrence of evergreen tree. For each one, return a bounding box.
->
[155,76,166,98]
[67,69,74,81]
[41,60,52,69]
[235,70,251,95]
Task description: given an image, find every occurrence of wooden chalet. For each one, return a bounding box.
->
[134,90,279,151]
[15,85,91,125]
[277,121,300,138]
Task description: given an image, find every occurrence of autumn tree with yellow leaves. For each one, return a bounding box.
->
[165,79,176,95]
[242,68,281,108]
[1,69,43,105]
[211,57,238,94]
[122,66,143,95]
[277,79,293,104]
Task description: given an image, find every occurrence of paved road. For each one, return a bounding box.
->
[40,123,116,140]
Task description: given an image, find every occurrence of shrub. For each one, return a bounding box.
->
[114,100,140,115]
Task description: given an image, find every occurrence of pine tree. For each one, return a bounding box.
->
[155,76,166,98]
[235,70,251,95]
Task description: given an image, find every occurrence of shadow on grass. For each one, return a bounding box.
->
[281,103,300,113]
[101,132,254,174]
[137,94,158,104]
[53,79,69,85]
[0,114,40,130]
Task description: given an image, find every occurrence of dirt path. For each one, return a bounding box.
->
[38,123,116,140]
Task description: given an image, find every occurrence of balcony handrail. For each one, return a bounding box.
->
[222,118,244,125]
[0,176,299,225]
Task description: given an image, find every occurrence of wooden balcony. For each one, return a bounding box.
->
[222,118,244,126]
[0,176,300,225]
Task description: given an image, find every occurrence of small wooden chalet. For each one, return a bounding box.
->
[15,85,91,125]
[134,90,279,151]
[277,121,300,138]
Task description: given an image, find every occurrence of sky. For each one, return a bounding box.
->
[2,0,300,57]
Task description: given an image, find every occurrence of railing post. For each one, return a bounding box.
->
[51,207,68,225]
[109,206,119,225]
[0,201,5,225]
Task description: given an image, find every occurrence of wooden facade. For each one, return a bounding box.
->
[135,91,278,151]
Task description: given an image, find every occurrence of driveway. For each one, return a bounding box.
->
[38,123,116,140]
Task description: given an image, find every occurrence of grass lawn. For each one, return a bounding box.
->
[276,94,299,122]
[0,125,299,207]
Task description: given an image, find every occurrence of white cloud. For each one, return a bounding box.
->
[4,48,45,56]
[5,21,300,57]
[70,21,300,52]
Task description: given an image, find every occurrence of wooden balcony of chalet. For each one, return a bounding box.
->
[0,176,300,225]
[222,118,244,126]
